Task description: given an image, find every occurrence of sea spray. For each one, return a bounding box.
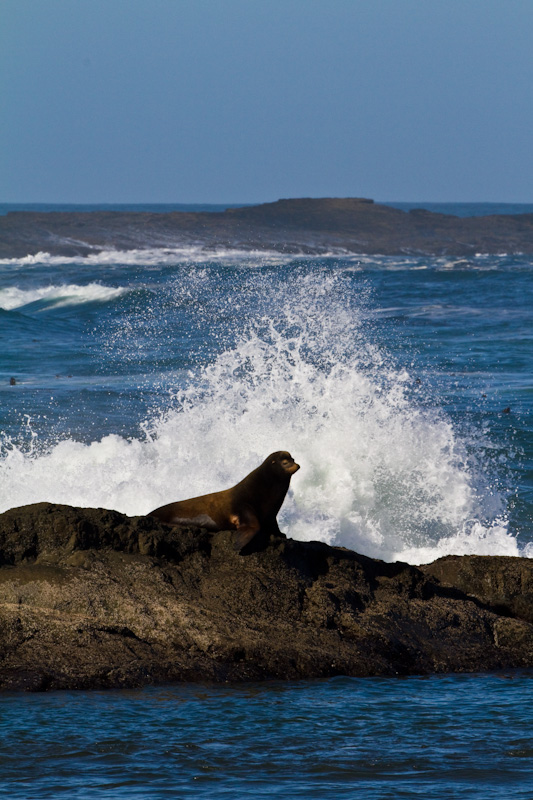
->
[0,262,518,563]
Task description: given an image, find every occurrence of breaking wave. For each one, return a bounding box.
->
[0,266,519,564]
[1,248,531,271]
[0,283,128,310]
[0,247,304,268]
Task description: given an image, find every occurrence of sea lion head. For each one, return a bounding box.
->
[265,451,300,477]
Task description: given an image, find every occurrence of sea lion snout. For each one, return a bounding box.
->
[272,451,300,475]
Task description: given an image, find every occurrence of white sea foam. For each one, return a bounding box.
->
[0,268,519,564]
[0,283,128,310]
[0,247,314,268]
[0,248,527,272]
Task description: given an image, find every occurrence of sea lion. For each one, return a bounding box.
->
[147,451,300,551]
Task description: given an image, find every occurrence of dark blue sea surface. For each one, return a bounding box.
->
[1,203,533,797]
[2,674,533,799]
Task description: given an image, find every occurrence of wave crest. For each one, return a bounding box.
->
[0,283,128,310]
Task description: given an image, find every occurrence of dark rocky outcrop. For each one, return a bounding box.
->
[1,502,533,691]
[2,197,533,258]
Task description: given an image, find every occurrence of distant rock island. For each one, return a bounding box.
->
[2,197,533,258]
[2,502,533,691]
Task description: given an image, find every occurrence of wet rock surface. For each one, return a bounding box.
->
[2,197,533,257]
[1,502,533,691]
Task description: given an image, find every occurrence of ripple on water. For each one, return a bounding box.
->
[2,673,533,799]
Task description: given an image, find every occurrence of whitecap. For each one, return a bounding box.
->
[0,283,128,310]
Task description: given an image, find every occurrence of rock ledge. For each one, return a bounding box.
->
[1,503,532,691]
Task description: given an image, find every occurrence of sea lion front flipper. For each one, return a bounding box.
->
[233,512,260,552]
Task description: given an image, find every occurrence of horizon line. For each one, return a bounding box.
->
[2,198,533,207]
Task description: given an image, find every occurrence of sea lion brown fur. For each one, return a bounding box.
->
[147,451,300,550]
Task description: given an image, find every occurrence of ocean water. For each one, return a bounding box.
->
[1,203,533,796]
[0,244,531,563]
[3,674,533,799]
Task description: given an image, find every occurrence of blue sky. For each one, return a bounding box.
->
[2,0,533,203]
